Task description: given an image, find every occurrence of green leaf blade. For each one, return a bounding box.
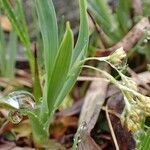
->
[137,129,150,150]
[6,32,17,77]
[35,0,58,78]
[46,22,73,112]
[73,0,89,64]
[0,0,34,74]
[88,0,123,42]
[54,0,89,109]
[116,0,132,34]
[0,25,6,75]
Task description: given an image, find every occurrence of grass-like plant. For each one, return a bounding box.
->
[0,0,34,74]
[0,0,43,101]
[88,0,131,44]
[0,26,17,78]
[0,0,89,145]
[88,0,149,48]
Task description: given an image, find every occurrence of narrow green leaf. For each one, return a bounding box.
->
[54,0,89,109]
[34,0,89,141]
[142,130,150,150]
[33,44,42,101]
[54,45,87,109]
[46,22,73,112]
[88,0,123,42]
[137,129,150,150]
[116,0,132,34]
[0,0,34,74]
[35,0,58,78]
[73,0,89,64]
[89,0,113,25]
[0,0,27,45]
[15,0,29,39]
[6,32,17,78]
[0,25,6,75]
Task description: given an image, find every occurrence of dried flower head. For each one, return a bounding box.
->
[121,74,138,91]
[107,47,126,66]
[121,89,150,133]
[122,105,145,132]
[136,95,150,116]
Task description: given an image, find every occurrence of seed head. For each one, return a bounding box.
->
[108,47,126,65]
[123,106,145,132]
[121,74,138,91]
[136,96,150,115]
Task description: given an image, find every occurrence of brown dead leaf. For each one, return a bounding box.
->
[0,16,12,32]
[60,116,78,128]
[55,100,83,117]
[79,79,108,133]
[77,79,108,149]
[132,71,150,88]
[11,147,34,150]
[11,120,32,140]
[78,132,101,150]
[51,125,67,140]
[42,139,65,150]
[51,116,78,139]
[0,142,34,150]
[0,142,15,150]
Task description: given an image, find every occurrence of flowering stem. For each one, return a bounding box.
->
[83,65,118,85]
[82,65,147,112]
[84,56,108,62]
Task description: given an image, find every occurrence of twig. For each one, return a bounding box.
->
[101,106,121,118]
[107,17,150,52]
[106,105,119,150]
[96,17,149,55]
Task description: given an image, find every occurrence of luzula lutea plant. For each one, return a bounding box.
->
[73,47,150,149]
[79,47,150,139]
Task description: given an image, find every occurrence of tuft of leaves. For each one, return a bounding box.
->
[27,0,89,144]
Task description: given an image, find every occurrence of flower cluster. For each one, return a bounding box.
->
[120,74,150,132]
[85,47,150,133]
[106,48,150,132]
[107,47,127,67]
